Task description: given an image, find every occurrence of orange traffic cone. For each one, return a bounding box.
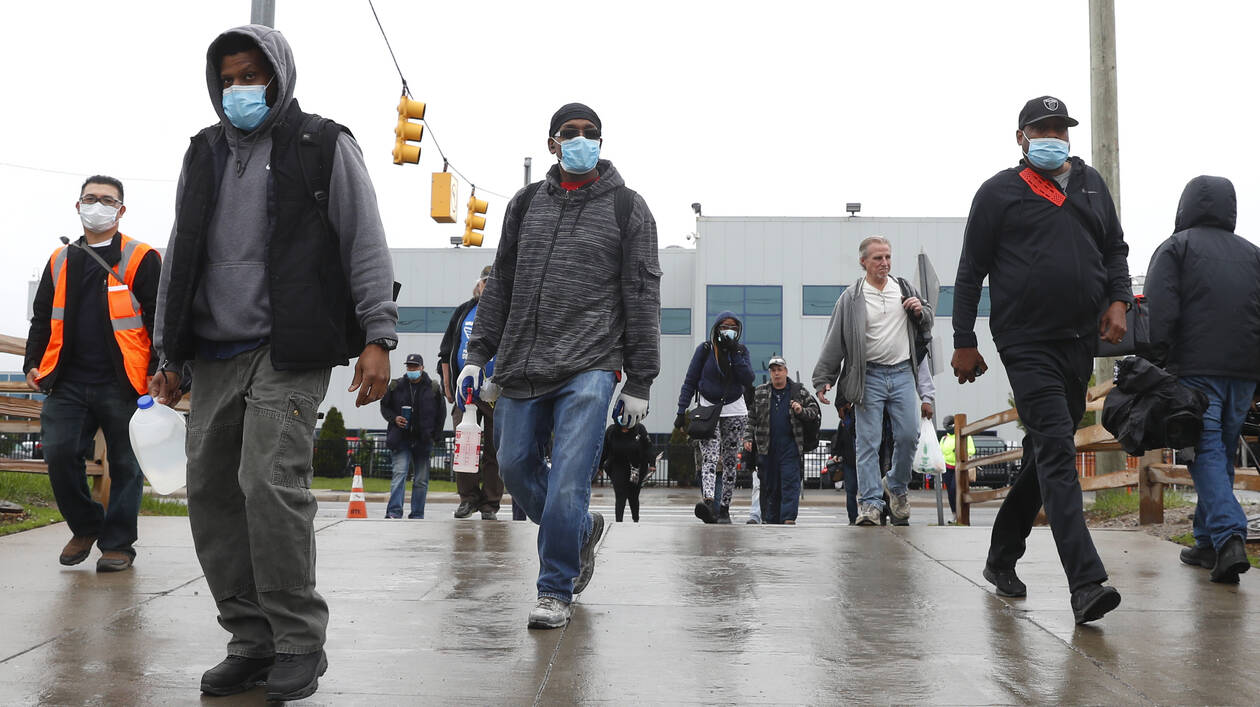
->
[346,465,368,519]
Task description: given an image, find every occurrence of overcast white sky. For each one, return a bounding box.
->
[2,0,1257,366]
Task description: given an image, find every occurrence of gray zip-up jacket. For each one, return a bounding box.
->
[811,276,933,406]
[154,24,397,362]
[465,160,661,400]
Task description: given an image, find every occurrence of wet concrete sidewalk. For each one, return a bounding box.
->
[1,517,1256,705]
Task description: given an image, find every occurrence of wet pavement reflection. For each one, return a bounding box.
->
[1,517,1258,704]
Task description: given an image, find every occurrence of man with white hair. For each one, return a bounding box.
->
[812,236,933,526]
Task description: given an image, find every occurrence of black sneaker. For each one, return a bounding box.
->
[1180,543,1216,569]
[716,506,732,524]
[200,655,274,696]
[265,650,328,702]
[694,500,716,524]
[573,512,605,595]
[983,565,1027,597]
[1210,536,1251,584]
[1071,583,1122,624]
[453,500,477,519]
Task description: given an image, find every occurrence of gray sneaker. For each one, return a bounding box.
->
[884,478,910,521]
[573,512,605,595]
[481,510,497,520]
[527,596,572,629]
[855,503,881,526]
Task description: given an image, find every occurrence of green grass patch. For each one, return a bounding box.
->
[0,470,188,537]
[1088,487,1193,519]
[312,475,457,494]
[140,494,189,516]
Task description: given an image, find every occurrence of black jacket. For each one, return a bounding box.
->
[25,234,161,392]
[954,156,1132,351]
[599,423,653,477]
[437,297,478,400]
[1144,176,1260,380]
[379,372,445,450]
[1102,357,1207,455]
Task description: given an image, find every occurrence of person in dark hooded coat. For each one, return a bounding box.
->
[1144,175,1260,584]
[674,312,755,523]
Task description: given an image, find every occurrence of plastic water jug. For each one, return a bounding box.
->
[453,391,481,474]
[128,395,188,495]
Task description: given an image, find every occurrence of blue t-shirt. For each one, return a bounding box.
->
[456,303,495,378]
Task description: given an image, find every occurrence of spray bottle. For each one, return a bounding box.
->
[453,390,481,474]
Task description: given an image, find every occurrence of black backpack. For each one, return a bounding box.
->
[512,180,636,238]
[791,381,822,453]
[895,276,931,364]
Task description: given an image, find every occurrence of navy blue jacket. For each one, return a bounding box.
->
[379,371,445,450]
[676,310,755,414]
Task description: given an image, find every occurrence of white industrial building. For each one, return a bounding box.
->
[320,214,1020,441]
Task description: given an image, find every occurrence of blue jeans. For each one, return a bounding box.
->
[759,442,801,524]
[387,443,431,519]
[1181,376,1255,550]
[854,361,919,507]
[41,379,145,557]
[494,370,616,603]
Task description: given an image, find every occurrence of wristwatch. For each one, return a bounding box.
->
[366,337,397,351]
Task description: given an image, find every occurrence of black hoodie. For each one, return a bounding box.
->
[1144,176,1260,380]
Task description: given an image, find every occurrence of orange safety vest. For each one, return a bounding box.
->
[36,234,155,395]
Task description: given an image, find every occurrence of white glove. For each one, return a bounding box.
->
[614,393,649,427]
[458,364,483,406]
[481,377,501,403]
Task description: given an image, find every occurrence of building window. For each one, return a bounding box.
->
[706,285,782,378]
[660,308,691,335]
[935,287,991,318]
[397,306,458,334]
[802,285,846,316]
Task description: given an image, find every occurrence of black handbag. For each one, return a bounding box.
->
[1096,294,1150,357]
[687,402,721,440]
[896,277,931,362]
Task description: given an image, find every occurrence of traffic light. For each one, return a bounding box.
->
[431,172,458,223]
[392,95,425,165]
[462,193,489,247]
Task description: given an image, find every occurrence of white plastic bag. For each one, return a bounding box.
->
[913,418,947,476]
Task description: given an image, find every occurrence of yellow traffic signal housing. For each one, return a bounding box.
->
[431,172,458,223]
[462,195,489,247]
[392,96,426,165]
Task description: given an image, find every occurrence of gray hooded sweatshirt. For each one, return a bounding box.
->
[154,24,397,363]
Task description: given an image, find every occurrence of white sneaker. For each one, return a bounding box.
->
[527,596,572,629]
[855,503,881,526]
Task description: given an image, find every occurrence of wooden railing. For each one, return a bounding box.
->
[952,380,1254,525]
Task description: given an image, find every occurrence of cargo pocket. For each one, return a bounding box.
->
[638,261,662,295]
[270,392,320,488]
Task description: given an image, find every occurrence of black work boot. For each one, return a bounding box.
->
[694,500,716,524]
[716,505,732,524]
[1071,583,1122,624]
[453,500,477,519]
[265,650,328,702]
[1180,543,1216,570]
[1211,536,1251,584]
[983,565,1028,598]
[200,655,274,696]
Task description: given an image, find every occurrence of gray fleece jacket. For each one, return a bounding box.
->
[811,276,933,406]
[465,160,661,400]
[153,24,397,362]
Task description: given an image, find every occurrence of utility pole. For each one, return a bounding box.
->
[523,157,532,187]
[1090,0,1123,477]
[251,0,275,27]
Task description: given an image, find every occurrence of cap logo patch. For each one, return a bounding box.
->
[1043,98,1060,111]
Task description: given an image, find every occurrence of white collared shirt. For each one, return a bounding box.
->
[862,278,910,365]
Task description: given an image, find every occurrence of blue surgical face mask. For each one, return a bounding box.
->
[1024,136,1069,171]
[557,136,600,174]
[405,370,422,380]
[222,82,272,132]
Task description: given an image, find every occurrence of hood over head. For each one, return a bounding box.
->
[206,24,297,140]
[1175,175,1237,233]
[709,310,742,345]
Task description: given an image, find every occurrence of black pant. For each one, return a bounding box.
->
[943,468,956,515]
[606,465,641,522]
[987,339,1107,592]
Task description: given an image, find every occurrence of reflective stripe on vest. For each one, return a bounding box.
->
[35,235,155,395]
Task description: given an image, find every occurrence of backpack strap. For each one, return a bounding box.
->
[511,180,545,236]
[614,186,636,236]
[295,113,347,233]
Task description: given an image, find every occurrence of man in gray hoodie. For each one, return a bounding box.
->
[149,25,397,701]
[460,103,661,630]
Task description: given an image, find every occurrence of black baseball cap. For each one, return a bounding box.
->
[405,353,423,367]
[1018,95,1079,129]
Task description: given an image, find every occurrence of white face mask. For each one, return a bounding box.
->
[79,202,119,233]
